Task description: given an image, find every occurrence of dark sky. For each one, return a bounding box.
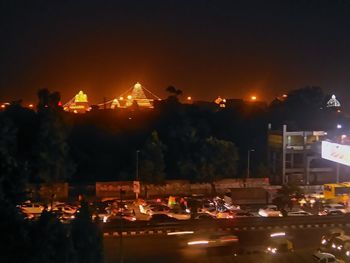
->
[1,0,350,106]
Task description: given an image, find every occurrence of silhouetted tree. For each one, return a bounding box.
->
[29,210,76,263]
[71,201,103,263]
[195,137,239,195]
[34,90,75,203]
[139,131,166,197]
[0,117,27,205]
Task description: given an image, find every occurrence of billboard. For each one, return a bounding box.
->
[322,141,350,166]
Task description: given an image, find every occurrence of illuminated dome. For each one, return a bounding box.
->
[134,82,142,89]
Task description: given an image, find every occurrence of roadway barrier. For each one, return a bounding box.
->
[102,215,350,237]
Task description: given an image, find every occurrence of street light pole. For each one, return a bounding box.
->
[247,149,255,179]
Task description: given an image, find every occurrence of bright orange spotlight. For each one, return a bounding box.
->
[28,104,34,108]
[251,96,257,101]
[187,96,192,101]
[127,95,132,100]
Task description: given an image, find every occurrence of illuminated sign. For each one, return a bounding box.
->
[322,141,350,166]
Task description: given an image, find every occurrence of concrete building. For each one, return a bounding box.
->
[267,124,334,185]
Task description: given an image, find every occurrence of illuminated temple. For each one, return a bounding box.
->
[63,90,90,113]
[102,82,160,110]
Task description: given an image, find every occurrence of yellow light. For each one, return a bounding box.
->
[75,91,88,103]
[119,97,124,101]
[251,96,257,101]
[187,96,192,101]
[127,95,132,100]
[1,104,5,109]
[28,104,34,108]
[134,82,142,89]
[282,94,288,98]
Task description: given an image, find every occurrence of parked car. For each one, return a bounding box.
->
[258,205,282,217]
[20,202,44,215]
[232,210,255,218]
[323,204,346,214]
[168,210,191,220]
[140,204,170,215]
[313,251,338,262]
[287,210,312,216]
[319,209,345,216]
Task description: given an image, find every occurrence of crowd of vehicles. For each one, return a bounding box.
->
[17,189,350,225]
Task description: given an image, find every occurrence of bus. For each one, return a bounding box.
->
[323,183,350,203]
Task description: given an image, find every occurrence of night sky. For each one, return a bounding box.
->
[1,0,350,106]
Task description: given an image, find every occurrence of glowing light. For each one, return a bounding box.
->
[75,91,88,103]
[127,95,132,100]
[187,240,209,246]
[1,104,5,109]
[270,232,286,238]
[282,94,288,98]
[187,96,192,101]
[119,97,124,100]
[28,104,34,108]
[251,96,257,101]
[167,231,194,236]
[337,124,342,129]
[134,82,142,89]
[73,110,78,114]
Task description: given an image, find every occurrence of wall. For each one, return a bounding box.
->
[95,178,270,199]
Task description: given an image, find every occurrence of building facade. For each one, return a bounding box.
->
[268,124,334,185]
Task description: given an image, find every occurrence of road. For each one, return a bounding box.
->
[104,226,349,263]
